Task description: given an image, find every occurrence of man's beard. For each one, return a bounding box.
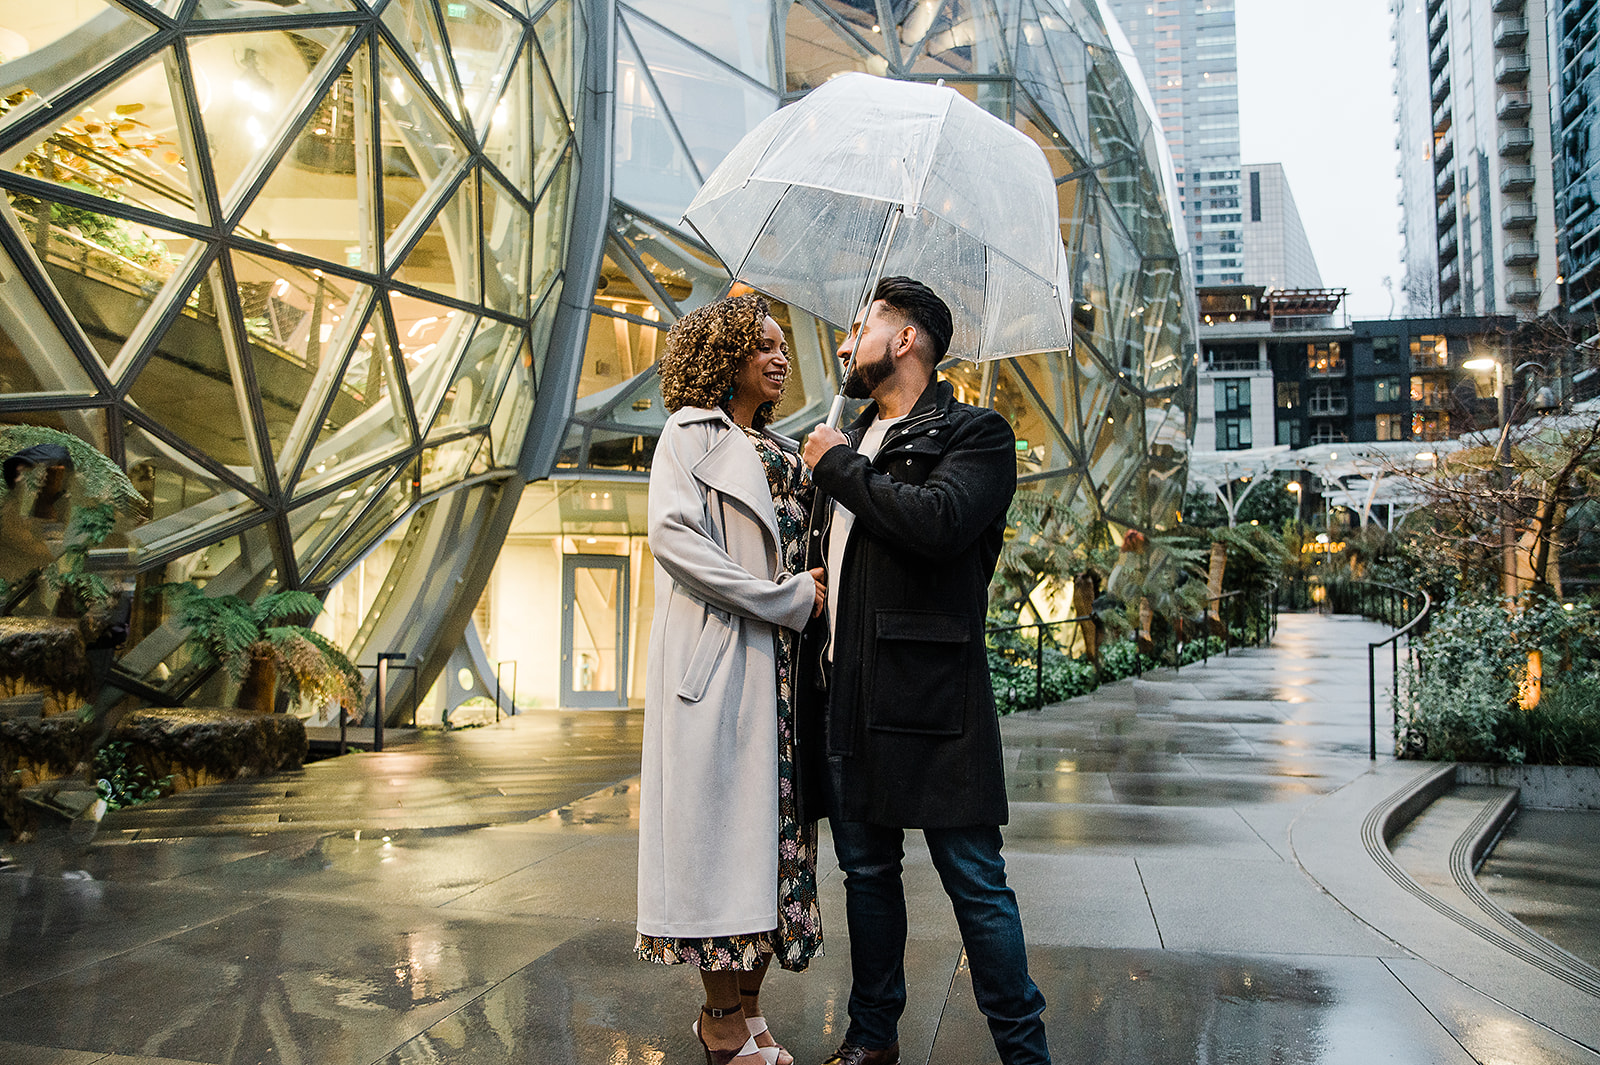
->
[842,337,894,399]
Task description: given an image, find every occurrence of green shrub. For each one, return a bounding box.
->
[94,740,172,809]
[1394,592,1600,765]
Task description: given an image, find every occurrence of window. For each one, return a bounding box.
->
[1214,378,1250,413]
[1411,334,1449,368]
[1310,422,1346,444]
[1372,336,1400,362]
[1413,412,1450,440]
[1307,342,1344,375]
[1376,413,1404,440]
[1250,170,1262,221]
[1411,376,1449,407]
[1374,376,1403,403]
[1216,415,1252,450]
[1277,420,1303,446]
[1277,381,1300,408]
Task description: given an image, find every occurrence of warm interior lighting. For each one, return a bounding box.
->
[1463,357,1498,370]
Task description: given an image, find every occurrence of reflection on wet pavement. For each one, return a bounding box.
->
[1,617,1596,1064]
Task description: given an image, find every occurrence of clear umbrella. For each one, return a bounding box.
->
[683,72,1073,424]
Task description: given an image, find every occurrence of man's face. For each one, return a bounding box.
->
[837,301,904,399]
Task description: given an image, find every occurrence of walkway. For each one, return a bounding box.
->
[1,613,1597,1065]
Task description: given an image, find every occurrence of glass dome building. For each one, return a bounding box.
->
[0,0,1193,718]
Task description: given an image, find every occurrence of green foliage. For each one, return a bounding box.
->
[1395,592,1600,764]
[150,582,365,710]
[0,425,143,510]
[94,740,172,809]
[991,492,1114,619]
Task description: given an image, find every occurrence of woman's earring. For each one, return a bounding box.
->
[723,385,735,405]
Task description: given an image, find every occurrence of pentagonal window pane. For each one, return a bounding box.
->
[992,357,1075,479]
[488,342,533,464]
[0,2,158,139]
[187,27,351,216]
[614,28,700,219]
[535,0,577,112]
[10,47,205,223]
[419,432,485,493]
[310,465,416,585]
[531,149,572,299]
[126,260,264,486]
[482,43,534,195]
[239,46,378,271]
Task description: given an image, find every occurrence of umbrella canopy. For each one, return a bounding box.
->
[683,73,1073,363]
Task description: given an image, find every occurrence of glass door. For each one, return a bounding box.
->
[561,555,629,708]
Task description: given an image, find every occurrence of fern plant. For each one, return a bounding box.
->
[151,582,366,714]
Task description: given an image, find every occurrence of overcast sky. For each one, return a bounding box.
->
[1234,0,1405,319]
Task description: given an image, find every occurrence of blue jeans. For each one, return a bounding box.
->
[831,820,1050,1065]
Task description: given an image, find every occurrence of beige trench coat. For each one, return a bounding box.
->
[636,406,817,939]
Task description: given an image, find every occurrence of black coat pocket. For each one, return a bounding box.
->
[867,610,970,735]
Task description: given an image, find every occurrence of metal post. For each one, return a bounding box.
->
[339,702,348,757]
[494,662,502,724]
[1368,643,1377,760]
[375,652,405,753]
[1035,624,1043,710]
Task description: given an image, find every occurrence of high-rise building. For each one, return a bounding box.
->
[1549,0,1599,312]
[1104,0,1244,285]
[1241,163,1323,289]
[1392,0,1562,316]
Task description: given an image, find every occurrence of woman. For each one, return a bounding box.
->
[636,293,825,1065]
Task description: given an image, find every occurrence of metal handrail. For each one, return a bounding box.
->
[986,614,1095,710]
[1364,585,1433,760]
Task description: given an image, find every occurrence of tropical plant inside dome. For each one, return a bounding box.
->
[150,582,366,716]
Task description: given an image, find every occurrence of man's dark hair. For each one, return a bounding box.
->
[874,276,952,364]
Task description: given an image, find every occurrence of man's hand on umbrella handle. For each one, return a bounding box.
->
[803,424,847,469]
[808,566,826,618]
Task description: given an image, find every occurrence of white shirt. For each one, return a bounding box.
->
[825,413,904,664]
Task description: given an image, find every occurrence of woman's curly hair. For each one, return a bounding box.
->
[658,293,785,429]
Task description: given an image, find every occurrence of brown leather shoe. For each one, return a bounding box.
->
[820,1043,900,1065]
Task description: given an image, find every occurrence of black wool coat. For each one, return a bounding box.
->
[796,375,1017,828]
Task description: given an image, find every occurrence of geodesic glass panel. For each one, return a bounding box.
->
[0,5,157,142]
[240,49,377,270]
[393,170,480,300]
[10,48,204,224]
[0,226,97,396]
[992,358,1075,479]
[288,465,393,575]
[482,169,531,315]
[614,26,702,217]
[429,316,521,437]
[624,0,777,84]
[188,28,351,217]
[123,419,262,553]
[381,0,464,123]
[440,0,523,134]
[785,0,884,93]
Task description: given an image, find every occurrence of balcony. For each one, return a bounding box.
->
[1432,68,1451,104]
[1496,54,1531,82]
[1437,196,1457,228]
[1305,360,1348,378]
[1434,135,1455,169]
[1431,39,1451,76]
[1440,225,1460,261]
[1504,240,1539,265]
[1413,391,1452,411]
[1433,100,1453,131]
[1501,201,1537,228]
[1500,164,1535,191]
[1437,168,1457,196]
[1440,260,1461,294]
[1505,277,1540,303]
[1429,5,1448,44]
[1498,127,1534,155]
[1491,0,1522,10]
[1308,395,1349,416]
[1494,17,1530,46]
[1497,90,1532,118]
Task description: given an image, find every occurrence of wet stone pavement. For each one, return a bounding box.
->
[1,613,1597,1065]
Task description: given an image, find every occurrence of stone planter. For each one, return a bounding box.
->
[1454,764,1600,810]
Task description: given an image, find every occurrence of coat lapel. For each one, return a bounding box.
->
[688,413,781,550]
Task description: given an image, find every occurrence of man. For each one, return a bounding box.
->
[799,277,1050,1065]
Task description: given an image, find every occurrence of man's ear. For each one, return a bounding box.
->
[896,325,918,358]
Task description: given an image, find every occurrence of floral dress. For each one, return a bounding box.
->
[636,426,824,972]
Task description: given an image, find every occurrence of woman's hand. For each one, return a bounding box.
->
[809,566,827,618]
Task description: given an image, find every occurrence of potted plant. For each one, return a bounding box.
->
[152,582,366,714]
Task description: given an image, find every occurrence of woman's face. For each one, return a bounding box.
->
[732,315,789,409]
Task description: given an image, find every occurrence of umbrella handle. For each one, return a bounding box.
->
[825,394,847,430]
